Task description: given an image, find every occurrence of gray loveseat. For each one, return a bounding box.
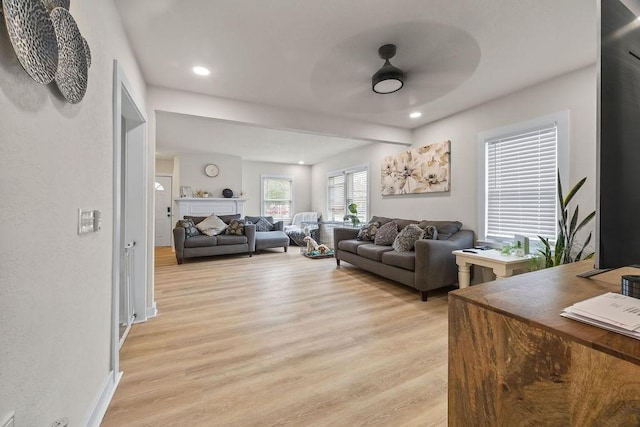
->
[334,216,474,301]
[173,214,256,264]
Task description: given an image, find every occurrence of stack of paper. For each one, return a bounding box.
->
[561,292,640,340]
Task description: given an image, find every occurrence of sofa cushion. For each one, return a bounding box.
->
[255,217,274,232]
[374,221,399,246]
[216,234,248,245]
[254,231,289,249]
[178,219,201,238]
[219,214,241,224]
[369,216,393,226]
[184,235,218,248]
[395,218,421,231]
[418,220,462,240]
[245,215,274,225]
[187,214,241,225]
[357,244,394,262]
[225,219,246,235]
[196,214,228,236]
[382,251,416,271]
[338,239,371,254]
[392,224,425,252]
[423,225,438,240]
[357,221,380,241]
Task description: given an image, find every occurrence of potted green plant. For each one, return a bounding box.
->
[343,203,361,227]
[538,171,596,267]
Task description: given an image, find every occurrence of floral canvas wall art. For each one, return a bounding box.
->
[381,140,451,195]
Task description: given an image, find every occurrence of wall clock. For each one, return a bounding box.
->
[204,164,219,177]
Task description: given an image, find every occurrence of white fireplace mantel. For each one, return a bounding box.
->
[174,198,246,219]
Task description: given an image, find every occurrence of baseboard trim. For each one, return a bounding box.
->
[146,301,158,319]
[82,370,122,427]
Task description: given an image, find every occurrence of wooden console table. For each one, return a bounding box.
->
[449,261,640,426]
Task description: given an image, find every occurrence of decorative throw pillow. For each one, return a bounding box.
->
[196,214,228,236]
[357,221,380,241]
[255,217,274,232]
[423,225,438,240]
[225,219,245,235]
[178,219,201,238]
[392,224,425,252]
[374,221,399,246]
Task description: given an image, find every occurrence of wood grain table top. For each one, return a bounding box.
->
[450,260,640,366]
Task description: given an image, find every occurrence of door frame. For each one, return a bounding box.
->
[111,60,148,376]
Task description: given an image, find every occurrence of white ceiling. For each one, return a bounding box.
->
[114,0,597,164]
[155,111,381,164]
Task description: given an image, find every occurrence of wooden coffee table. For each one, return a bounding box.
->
[452,249,533,288]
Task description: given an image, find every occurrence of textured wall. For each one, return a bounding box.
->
[0,0,146,425]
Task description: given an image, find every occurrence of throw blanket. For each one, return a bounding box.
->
[285,212,320,231]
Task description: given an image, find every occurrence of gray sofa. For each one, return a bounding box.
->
[334,216,474,301]
[173,214,256,264]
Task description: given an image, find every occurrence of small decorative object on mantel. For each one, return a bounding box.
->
[2,0,91,103]
[222,188,233,198]
[381,140,451,195]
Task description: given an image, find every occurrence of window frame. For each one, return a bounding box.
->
[477,111,569,243]
[327,163,369,223]
[260,174,294,221]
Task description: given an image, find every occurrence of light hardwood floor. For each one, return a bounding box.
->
[102,247,451,426]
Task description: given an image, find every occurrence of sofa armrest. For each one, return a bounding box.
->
[244,223,257,252]
[334,227,359,251]
[272,220,284,231]
[173,226,186,264]
[414,229,475,292]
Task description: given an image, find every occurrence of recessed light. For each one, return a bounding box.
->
[192,66,210,76]
[409,112,422,119]
[298,161,305,165]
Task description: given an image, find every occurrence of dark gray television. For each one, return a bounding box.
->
[597,0,640,269]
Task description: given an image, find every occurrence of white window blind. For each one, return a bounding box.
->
[262,176,293,220]
[485,123,557,240]
[327,166,368,222]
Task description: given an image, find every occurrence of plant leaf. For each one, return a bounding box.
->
[575,211,596,235]
[563,176,587,207]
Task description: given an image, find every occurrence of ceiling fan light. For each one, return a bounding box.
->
[372,46,404,94]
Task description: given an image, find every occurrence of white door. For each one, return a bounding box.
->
[155,175,173,246]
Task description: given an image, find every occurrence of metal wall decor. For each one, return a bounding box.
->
[42,0,71,12]
[82,36,91,68]
[2,0,90,103]
[2,0,59,84]
[50,7,87,104]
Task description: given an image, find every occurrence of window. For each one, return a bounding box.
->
[478,112,568,242]
[327,165,368,223]
[261,175,293,221]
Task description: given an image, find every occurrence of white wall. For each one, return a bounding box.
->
[0,0,147,425]
[312,65,597,237]
[155,158,174,175]
[242,161,312,217]
[178,153,243,198]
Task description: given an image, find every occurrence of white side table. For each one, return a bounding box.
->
[452,249,533,288]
